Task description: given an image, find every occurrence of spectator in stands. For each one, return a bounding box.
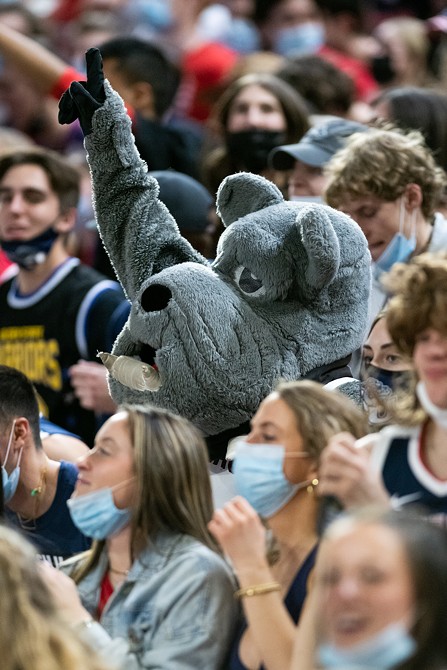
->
[269,117,368,201]
[0,524,109,670]
[324,125,447,327]
[277,54,356,118]
[209,379,366,670]
[291,506,447,670]
[0,365,90,566]
[0,148,126,445]
[203,71,309,195]
[318,252,447,524]
[45,404,238,669]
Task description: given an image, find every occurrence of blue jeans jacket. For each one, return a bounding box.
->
[63,531,239,669]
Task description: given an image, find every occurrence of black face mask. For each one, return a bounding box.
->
[371,54,396,85]
[1,227,59,270]
[226,130,287,173]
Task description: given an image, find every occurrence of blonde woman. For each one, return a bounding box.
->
[209,380,367,670]
[0,524,110,670]
[44,404,238,670]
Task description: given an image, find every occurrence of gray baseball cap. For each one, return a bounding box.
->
[269,118,369,170]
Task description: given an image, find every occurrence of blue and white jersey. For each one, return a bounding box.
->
[371,423,447,527]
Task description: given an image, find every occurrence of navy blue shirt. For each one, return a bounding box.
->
[7,460,90,566]
[229,544,318,670]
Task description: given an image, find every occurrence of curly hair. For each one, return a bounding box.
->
[324,126,446,219]
[384,251,447,356]
[377,252,447,426]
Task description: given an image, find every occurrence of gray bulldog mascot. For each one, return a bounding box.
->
[59,50,371,460]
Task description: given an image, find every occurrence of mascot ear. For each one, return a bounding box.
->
[297,205,340,290]
[216,172,284,227]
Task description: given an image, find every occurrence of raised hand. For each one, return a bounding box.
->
[318,432,390,509]
[58,47,105,135]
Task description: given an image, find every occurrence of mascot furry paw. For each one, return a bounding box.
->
[60,50,371,460]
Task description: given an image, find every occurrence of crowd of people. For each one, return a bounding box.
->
[1,0,447,669]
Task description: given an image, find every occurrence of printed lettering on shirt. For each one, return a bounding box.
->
[0,325,62,390]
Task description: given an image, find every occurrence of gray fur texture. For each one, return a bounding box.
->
[85,81,371,436]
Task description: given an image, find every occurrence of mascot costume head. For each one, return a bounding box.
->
[59,50,371,460]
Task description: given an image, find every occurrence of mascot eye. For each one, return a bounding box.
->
[234,266,266,296]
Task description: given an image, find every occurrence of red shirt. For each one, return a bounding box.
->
[97,570,114,620]
[318,45,379,102]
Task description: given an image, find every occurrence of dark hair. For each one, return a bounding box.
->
[253,0,285,24]
[277,55,354,116]
[314,0,362,19]
[0,2,45,39]
[99,37,180,118]
[0,149,80,212]
[213,72,309,142]
[0,366,41,447]
[325,507,447,670]
[373,86,447,172]
[203,72,309,192]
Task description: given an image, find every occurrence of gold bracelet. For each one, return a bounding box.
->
[234,581,281,599]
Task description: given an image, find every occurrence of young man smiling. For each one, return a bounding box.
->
[0,148,126,445]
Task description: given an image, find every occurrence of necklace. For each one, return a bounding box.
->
[108,565,130,577]
[16,466,47,531]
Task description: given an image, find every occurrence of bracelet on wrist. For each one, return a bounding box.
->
[234,581,281,599]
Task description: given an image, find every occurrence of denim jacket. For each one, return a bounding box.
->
[62,531,239,669]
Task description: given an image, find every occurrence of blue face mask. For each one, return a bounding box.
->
[274,22,325,57]
[373,199,416,278]
[137,0,174,31]
[67,483,133,540]
[1,227,59,270]
[2,420,22,503]
[318,620,416,669]
[232,442,310,518]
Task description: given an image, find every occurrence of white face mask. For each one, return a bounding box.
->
[416,381,447,428]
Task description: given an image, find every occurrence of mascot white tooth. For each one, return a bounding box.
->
[59,49,371,461]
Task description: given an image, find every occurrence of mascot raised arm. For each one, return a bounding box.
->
[59,49,371,460]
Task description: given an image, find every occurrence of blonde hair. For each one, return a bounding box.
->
[72,404,217,582]
[376,17,430,67]
[324,126,446,219]
[0,525,111,670]
[275,380,367,458]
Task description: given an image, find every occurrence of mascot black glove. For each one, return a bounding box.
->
[58,47,105,136]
